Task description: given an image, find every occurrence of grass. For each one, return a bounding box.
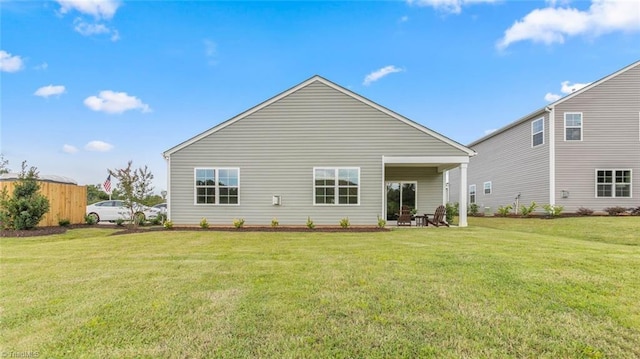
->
[1,218,639,358]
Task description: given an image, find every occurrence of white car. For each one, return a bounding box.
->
[152,203,167,214]
[86,200,161,223]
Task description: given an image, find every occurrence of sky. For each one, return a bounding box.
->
[1,0,639,193]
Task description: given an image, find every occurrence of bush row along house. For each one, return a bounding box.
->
[448,60,640,214]
[163,76,476,226]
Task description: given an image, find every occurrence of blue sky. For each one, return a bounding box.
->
[1,0,639,192]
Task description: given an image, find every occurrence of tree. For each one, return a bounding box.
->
[108,161,154,224]
[87,184,110,204]
[0,161,50,230]
[0,154,9,175]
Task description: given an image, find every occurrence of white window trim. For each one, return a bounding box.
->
[483,181,492,195]
[313,167,361,206]
[564,112,583,142]
[595,169,632,198]
[194,167,240,205]
[469,184,476,204]
[531,117,544,147]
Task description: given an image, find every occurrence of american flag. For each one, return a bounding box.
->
[103,174,112,194]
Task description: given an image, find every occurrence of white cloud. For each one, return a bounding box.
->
[73,18,119,41]
[400,15,409,22]
[56,0,121,20]
[62,144,79,154]
[407,0,498,14]
[84,91,151,114]
[544,80,592,102]
[35,62,48,70]
[497,0,640,50]
[363,66,404,86]
[544,93,561,102]
[560,80,591,94]
[84,141,114,152]
[34,85,66,98]
[0,50,24,73]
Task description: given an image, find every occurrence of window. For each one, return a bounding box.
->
[195,168,239,204]
[532,118,544,147]
[565,113,583,141]
[469,184,476,204]
[314,168,359,205]
[596,170,631,198]
[483,181,492,195]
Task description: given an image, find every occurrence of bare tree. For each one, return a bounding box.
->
[109,161,154,224]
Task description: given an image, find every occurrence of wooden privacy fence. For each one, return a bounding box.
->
[0,180,87,226]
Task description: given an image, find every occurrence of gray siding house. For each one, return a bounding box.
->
[449,61,640,214]
[163,76,475,226]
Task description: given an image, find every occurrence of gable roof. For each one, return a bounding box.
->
[468,60,640,147]
[163,75,475,157]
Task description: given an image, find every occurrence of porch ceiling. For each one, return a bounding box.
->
[383,156,469,172]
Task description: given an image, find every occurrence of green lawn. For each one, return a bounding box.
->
[1,218,639,358]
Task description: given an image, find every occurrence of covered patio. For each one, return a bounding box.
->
[382,156,469,227]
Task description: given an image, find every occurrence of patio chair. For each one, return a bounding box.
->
[397,205,412,226]
[426,205,450,227]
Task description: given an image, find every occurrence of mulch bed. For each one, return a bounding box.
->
[1,224,389,238]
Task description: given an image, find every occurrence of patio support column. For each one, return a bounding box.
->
[458,163,468,227]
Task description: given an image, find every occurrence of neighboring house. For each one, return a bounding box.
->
[449,60,640,214]
[163,76,475,226]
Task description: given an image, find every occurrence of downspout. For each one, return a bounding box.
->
[546,106,555,206]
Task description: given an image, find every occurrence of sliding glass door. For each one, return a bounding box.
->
[386,182,416,221]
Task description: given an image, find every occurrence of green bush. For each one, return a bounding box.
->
[496,204,513,217]
[306,216,315,230]
[84,214,97,225]
[199,218,209,229]
[604,206,627,216]
[58,218,71,227]
[445,203,457,224]
[233,218,245,229]
[377,215,386,229]
[339,217,350,229]
[271,218,279,228]
[0,163,50,230]
[163,220,174,230]
[468,203,479,216]
[519,201,537,217]
[149,214,165,226]
[115,218,125,227]
[543,204,564,217]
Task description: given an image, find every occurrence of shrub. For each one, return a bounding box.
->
[445,203,457,224]
[576,207,594,216]
[339,217,350,229]
[631,206,640,216]
[496,204,513,217]
[115,218,125,227]
[149,214,165,226]
[306,216,315,230]
[163,220,174,230]
[519,201,537,217]
[377,215,386,229]
[134,214,146,226]
[199,217,209,229]
[468,203,479,216]
[84,214,97,225]
[233,218,245,229]
[271,218,279,228]
[543,204,564,217]
[58,218,71,227]
[603,206,627,216]
[0,162,50,230]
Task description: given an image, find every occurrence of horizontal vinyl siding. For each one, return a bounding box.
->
[170,81,467,225]
[450,114,550,214]
[554,64,640,212]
